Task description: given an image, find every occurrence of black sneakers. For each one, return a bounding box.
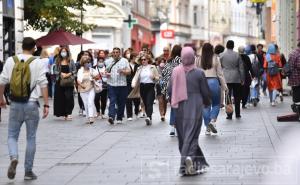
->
[7,158,18,179]
[208,123,217,134]
[145,118,152,126]
[108,117,114,125]
[24,171,37,180]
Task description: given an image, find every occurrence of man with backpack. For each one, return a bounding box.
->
[0,37,49,180]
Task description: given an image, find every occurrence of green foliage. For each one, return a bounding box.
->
[24,0,105,33]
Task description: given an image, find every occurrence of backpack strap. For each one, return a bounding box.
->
[26,57,36,64]
[12,56,20,64]
[12,56,36,64]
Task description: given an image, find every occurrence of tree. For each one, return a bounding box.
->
[24,0,105,33]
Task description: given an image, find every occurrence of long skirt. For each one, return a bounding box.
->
[54,83,74,117]
[175,97,209,173]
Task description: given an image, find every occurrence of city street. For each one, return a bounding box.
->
[0,95,298,185]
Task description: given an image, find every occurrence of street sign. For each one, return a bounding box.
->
[161,30,175,39]
[251,0,267,3]
[124,15,138,29]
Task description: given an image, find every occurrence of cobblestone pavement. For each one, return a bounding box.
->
[0,95,299,185]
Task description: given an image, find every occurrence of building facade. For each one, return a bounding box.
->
[131,0,153,52]
[275,0,297,56]
[227,0,260,46]
[0,0,24,62]
[82,0,129,51]
[190,0,209,50]
[150,0,191,56]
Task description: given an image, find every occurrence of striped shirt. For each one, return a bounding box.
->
[105,57,130,86]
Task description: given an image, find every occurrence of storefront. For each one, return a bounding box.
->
[131,12,153,52]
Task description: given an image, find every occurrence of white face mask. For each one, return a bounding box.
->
[61,52,67,58]
[98,63,104,68]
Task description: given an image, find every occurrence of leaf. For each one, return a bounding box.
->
[24,0,105,32]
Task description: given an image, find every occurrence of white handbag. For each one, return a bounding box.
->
[93,80,103,93]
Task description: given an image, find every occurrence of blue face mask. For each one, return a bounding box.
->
[84,63,91,69]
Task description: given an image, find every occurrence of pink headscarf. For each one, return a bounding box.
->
[171,47,197,108]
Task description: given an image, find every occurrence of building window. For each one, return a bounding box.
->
[138,0,145,16]
[193,6,198,26]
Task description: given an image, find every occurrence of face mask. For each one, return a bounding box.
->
[84,63,91,69]
[126,54,130,59]
[160,62,165,68]
[98,63,104,68]
[60,52,67,58]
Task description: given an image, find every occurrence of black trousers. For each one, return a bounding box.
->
[241,85,250,107]
[78,93,84,110]
[46,73,52,98]
[140,83,155,120]
[292,86,300,103]
[126,86,140,118]
[94,89,108,114]
[227,83,242,117]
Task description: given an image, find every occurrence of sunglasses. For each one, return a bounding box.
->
[141,58,147,61]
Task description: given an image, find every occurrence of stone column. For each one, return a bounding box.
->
[276,0,296,56]
[15,0,24,54]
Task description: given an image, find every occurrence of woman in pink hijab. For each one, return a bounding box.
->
[169,47,211,176]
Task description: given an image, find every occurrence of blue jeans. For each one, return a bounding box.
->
[8,101,40,172]
[250,86,259,100]
[108,86,128,120]
[203,78,221,126]
[169,108,176,126]
[269,89,278,103]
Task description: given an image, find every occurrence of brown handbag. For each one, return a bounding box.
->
[225,92,234,114]
[128,83,140,99]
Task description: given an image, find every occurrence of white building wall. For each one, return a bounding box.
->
[190,0,208,41]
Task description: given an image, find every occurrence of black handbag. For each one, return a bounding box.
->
[60,76,74,87]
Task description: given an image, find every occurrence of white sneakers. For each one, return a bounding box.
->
[127,117,133,121]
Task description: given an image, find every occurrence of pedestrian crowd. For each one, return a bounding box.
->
[0,37,300,179]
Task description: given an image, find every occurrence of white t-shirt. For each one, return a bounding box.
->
[0,54,48,101]
[140,65,154,84]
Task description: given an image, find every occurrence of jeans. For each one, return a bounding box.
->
[269,89,278,103]
[250,86,259,100]
[108,85,128,120]
[80,89,96,118]
[203,78,221,126]
[140,83,155,120]
[169,108,176,126]
[8,101,40,172]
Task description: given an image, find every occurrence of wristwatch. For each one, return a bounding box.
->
[44,104,50,108]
